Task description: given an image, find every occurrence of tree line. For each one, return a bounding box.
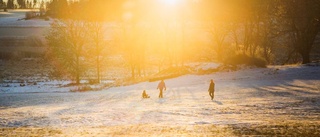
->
[45,0,320,84]
[0,0,45,9]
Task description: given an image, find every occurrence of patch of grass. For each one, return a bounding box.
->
[70,85,93,92]
[0,127,62,137]
[67,82,113,92]
[230,122,320,136]
[44,17,50,21]
[113,77,148,87]
[196,68,219,75]
[225,54,267,68]
[149,66,190,82]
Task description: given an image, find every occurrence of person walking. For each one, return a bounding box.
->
[157,80,166,98]
[208,79,215,100]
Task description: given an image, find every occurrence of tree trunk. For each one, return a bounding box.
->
[301,51,310,64]
[76,56,80,84]
[138,64,141,77]
[298,42,312,64]
[131,64,135,78]
[97,56,100,84]
[76,73,80,84]
[263,47,269,63]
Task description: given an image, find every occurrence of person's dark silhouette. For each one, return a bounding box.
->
[208,79,215,100]
[157,80,166,98]
[142,90,150,98]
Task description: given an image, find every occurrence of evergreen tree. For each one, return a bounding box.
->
[17,0,27,9]
[7,0,14,9]
[0,0,3,8]
[33,0,37,8]
[47,0,69,18]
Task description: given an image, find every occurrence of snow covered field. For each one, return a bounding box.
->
[0,65,320,136]
[0,10,50,39]
[0,10,51,27]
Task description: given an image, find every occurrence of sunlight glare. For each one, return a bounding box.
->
[162,0,180,6]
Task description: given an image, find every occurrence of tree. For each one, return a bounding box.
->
[87,21,109,84]
[242,0,278,62]
[33,0,37,8]
[208,21,230,62]
[0,0,4,9]
[46,20,88,84]
[17,0,26,9]
[7,0,14,9]
[39,0,45,16]
[120,23,139,78]
[47,0,69,18]
[279,0,320,64]
[115,0,148,78]
[28,0,33,8]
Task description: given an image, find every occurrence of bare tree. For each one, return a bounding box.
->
[87,21,110,84]
[46,19,88,84]
[280,0,320,64]
[120,22,148,78]
[208,21,230,62]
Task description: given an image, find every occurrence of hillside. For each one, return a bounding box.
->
[0,64,319,136]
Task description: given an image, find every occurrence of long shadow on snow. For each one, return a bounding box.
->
[224,66,320,116]
[272,66,320,81]
[247,81,320,114]
[0,92,85,109]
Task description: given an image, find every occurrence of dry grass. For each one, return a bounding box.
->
[1,122,319,136]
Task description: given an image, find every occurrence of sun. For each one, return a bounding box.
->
[162,0,180,6]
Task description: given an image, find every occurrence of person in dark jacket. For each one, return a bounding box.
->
[157,80,166,98]
[142,90,150,98]
[208,79,215,100]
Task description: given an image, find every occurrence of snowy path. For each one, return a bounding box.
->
[0,65,320,136]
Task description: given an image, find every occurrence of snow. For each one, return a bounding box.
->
[0,65,320,136]
[0,80,114,93]
[0,10,51,27]
[186,62,220,70]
